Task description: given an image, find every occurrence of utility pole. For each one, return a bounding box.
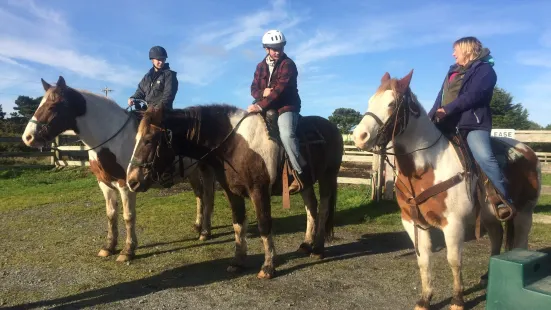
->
[100,86,114,97]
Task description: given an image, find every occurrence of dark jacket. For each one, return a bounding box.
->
[251,53,301,114]
[131,63,178,110]
[428,56,497,132]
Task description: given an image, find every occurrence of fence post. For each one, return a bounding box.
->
[51,136,60,166]
[383,152,396,200]
[371,153,380,201]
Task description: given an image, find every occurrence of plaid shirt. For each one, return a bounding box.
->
[250,53,301,114]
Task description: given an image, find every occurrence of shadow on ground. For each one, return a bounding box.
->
[4,229,417,310]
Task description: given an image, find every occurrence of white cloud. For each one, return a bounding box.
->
[293,4,531,70]
[174,0,307,86]
[0,0,140,87]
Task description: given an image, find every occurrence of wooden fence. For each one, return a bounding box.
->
[2,131,551,200]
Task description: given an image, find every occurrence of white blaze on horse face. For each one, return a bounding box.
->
[126,135,143,189]
[229,111,279,186]
[352,90,396,150]
[22,95,49,147]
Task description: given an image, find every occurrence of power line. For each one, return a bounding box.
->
[100,86,114,97]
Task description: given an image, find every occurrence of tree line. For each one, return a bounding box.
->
[328,87,551,134]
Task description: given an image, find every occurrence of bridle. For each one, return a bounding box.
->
[364,89,442,156]
[128,109,254,185]
[30,100,135,152]
[128,123,178,186]
[362,88,456,257]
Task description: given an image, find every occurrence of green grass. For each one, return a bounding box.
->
[542,173,551,186]
[0,167,550,308]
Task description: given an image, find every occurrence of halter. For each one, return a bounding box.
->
[363,88,457,257]
[129,110,254,185]
[364,89,419,153]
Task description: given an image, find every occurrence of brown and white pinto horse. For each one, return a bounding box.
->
[126,104,343,279]
[22,76,217,262]
[352,71,541,310]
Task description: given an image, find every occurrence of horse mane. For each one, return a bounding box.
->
[77,89,119,106]
[138,103,241,143]
[44,85,120,108]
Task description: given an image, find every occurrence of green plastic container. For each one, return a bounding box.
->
[486,248,551,310]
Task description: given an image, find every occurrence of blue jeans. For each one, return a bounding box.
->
[466,130,511,203]
[278,112,302,174]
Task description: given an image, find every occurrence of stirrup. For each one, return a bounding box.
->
[496,204,515,222]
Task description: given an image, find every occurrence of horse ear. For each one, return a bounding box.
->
[56,76,67,90]
[41,78,52,91]
[381,72,391,83]
[396,69,414,93]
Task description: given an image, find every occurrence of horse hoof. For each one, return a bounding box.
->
[97,249,113,257]
[449,305,464,310]
[227,264,245,274]
[297,243,313,254]
[116,254,133,262]
[479,272,489,287]
[199,233,210,241]
[257,266,275,279]
[310,247,325,260]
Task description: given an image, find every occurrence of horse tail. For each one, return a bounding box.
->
[504,218,515,251]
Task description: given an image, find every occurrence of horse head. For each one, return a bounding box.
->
[22,76,86,148]
[127,104,175,192]
[352,69,420,152]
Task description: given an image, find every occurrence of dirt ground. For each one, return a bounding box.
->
[1,201,549,310]
[1,167,550,310]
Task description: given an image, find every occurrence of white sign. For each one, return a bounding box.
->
[491,129,515,139]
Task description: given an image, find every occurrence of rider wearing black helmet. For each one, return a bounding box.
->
[128,46,179,110]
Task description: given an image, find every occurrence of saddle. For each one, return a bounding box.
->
[260,109,325,208]
[446,130,516,223]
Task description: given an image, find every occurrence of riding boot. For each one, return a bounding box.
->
[289,165,312,194]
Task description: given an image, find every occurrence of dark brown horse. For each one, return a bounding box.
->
[126,104,343,279]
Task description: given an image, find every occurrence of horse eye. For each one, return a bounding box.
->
[144,140,151,145]
[389,102,396,108]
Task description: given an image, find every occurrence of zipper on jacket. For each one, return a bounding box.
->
[473,111,480,124]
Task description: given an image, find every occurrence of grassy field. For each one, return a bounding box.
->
[0,167,550,309]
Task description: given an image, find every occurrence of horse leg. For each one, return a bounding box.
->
[402,219,433,310]
[250,187,276,279]
[116,185,137,262]
[512,206,534,249]
[188,167,204,236]
[443,219,466,310]
[311,174,337,259]
[97,182,118,257]
[224,189,248,274]
[298,186,318,255]
[199,164,215,241]
[480,201,503,286]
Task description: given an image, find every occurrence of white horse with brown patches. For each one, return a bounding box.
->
[352,71,540,310]
[22,76,217,262]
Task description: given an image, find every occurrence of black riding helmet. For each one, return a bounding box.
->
[149,46,168,59]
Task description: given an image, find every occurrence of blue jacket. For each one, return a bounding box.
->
[428,59,497,132]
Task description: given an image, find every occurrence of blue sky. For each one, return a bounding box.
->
[1,0,551,126]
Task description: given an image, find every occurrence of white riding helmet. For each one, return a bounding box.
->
[262,30,286,49]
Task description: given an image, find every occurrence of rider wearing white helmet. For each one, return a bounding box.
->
[248,30,309,193]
